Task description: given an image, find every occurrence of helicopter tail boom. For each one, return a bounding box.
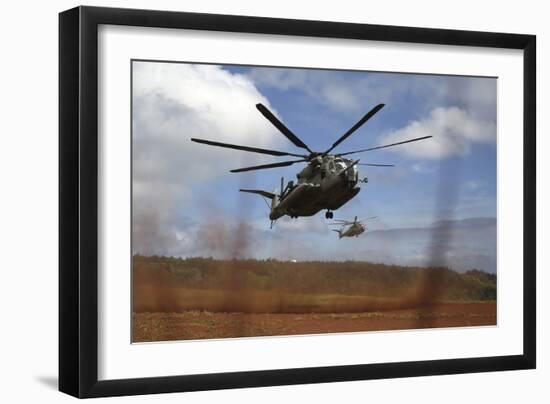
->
[240,188,281,217]
[239,189,276,199]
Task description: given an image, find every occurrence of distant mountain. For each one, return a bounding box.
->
[360,217,497,273]
[432,217,496,229]
[134,215,497,274]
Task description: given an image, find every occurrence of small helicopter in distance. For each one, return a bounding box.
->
[191,103,431,226]
[329,216,377,238]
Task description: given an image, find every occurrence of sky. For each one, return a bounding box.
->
[132,60,497,273]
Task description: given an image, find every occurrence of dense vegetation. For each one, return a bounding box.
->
[133,255,496,302]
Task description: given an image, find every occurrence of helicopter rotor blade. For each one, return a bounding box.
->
[358,216,377,222]
[357,163,395,167]
[337,135,433,156]
[256,104,314,153]
[324,103,385,154]
[191,138,306,158]
[230,159,307,173]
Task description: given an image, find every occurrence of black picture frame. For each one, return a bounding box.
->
[59,5,536,398]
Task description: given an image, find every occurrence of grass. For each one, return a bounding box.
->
[133,256,496,314]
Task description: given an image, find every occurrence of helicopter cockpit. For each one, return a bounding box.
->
[334,158,347,172]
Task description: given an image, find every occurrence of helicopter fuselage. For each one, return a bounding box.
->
[335,222,365,238]
[269,156,361,220]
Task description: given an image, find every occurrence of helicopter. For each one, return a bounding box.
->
[191,103,431,225]
[329,216,377,238]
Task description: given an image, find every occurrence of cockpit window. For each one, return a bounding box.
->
[336,162,346,170]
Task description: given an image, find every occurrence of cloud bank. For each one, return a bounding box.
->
[132,62,284,255]
[379,107,496,159]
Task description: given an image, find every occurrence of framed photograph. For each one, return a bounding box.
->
[59,6,536,398]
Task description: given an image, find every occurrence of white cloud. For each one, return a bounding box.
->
[411,163,435,174]
[248,69,309,91]
[379,106,496,159]
[132,62,285,255]
[248,68,367,114]
[133,62,285,183]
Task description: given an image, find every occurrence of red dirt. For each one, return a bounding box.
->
[132,302,496,342]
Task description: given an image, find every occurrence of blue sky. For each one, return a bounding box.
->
[132,61,497,272]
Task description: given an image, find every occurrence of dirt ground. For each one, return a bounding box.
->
[132,302,496,342]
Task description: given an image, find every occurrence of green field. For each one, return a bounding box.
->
[133,255,496,314]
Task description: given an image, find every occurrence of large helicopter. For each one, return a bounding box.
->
[191,103,431,225]
[329,216,377,239]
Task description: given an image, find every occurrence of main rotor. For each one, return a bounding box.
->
[329,216,377,226]
[191,103,432,173]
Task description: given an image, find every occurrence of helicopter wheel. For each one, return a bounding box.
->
[325,211,333,219]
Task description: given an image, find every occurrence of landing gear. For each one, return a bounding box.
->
[325,210,334,219]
